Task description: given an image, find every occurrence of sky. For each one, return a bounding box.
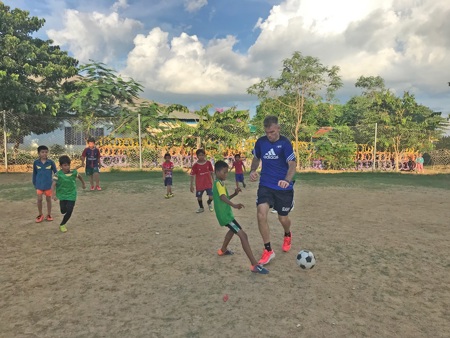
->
[3,0,450,120]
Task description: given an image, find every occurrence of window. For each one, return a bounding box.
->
[65,127,104,145]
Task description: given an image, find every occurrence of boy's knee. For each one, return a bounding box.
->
[237,229,247,238]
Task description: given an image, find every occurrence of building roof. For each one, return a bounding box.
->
[132,97,201,121]
[312,127,333,138]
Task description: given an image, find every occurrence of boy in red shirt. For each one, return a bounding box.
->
[231,154,246,189]
[190,149,214,213]
[162,153,174,198]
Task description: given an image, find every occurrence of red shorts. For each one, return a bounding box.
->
[36,189,52,197]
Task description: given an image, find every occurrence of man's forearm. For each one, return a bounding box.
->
[250,158,260,172]
[284,161,296,182]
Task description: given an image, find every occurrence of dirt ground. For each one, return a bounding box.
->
[1,175,449,338]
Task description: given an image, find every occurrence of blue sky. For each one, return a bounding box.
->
[3,0,450,121]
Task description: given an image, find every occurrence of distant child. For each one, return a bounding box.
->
[231,154,246,189]
[51,155,86,233]
[190,149,214,213]
[162,153,174,198]
[81,137,101,191]
[32,145,57,222]
[416,153,424,174]
[213,160,269,274]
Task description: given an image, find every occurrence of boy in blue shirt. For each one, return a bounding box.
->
[32,145,57,222]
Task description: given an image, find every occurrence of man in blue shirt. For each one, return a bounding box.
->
[249,116,296,265]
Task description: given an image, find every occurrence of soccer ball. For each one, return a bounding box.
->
[296,250,316,269]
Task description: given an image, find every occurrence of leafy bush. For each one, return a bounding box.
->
[314,126,357,169]
[8,151,35,164]
[434,136,450,150]
[50,144,66,156]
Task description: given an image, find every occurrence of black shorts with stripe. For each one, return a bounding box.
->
[225,219,242,234]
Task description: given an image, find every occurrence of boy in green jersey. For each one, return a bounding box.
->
[51,155,86,233]
[212,160,269,274]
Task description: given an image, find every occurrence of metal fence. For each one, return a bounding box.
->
[1,110,449,172]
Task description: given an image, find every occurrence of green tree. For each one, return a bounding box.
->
[434,135,450,150]
[0,2,78,146]
[359,91,446,171]
[247,51,343,169]
[112,101,161,137]
[66,61,144,138]
[194,106,251,157]
[313,126,357,169]
[339,76,387,127]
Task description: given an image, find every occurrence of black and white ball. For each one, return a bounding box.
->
[296,250,316,269]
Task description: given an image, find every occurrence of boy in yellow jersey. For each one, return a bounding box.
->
[212,160,268,274]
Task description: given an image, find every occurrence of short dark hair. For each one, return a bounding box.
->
[87,137,95,143]
[164,153,171,159]
[263,115,279,128]
[37,145,48,153]
[234,154,241,158]
[196,149,205,156]
[214,160,228,172]
[59,155,71,166]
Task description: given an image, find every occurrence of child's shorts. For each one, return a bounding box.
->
[235,173,244,182]
[86,167,100,176]
[196,189,213,198]
[164,177,172,186]
[224,219,242,234]
[36,189,52,197]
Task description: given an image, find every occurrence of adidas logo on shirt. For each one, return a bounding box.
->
[263,148,279,159]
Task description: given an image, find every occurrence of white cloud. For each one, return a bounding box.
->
[249,0,450,108]
[124,28,258,95]
[111,0,129,12]
[184,0,208,13]
[41,0,450,114]
[47,9,143,64]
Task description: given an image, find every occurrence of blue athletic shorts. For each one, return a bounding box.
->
[256,185,294,216]
[164,177,172,186]
[235,173,244,182]
[196,188,213,198]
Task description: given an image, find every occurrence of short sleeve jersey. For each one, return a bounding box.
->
[232,160,244,174]
[32,159,57,190]
[53,170,78,201]
[82,147,101,168]
[212,179,234,226]
[252,135,296,190]
[190,161,214,191]
[162,161,174,177]
[416,157,424,164]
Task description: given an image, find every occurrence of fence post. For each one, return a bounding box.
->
[138,113,142,170]
[372,123,377,171]
[2,111,8,173]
